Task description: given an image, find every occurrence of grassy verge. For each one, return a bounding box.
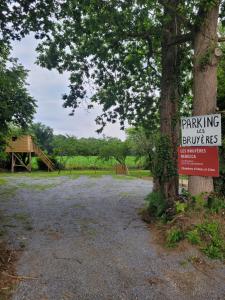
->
[142,190,225,260]
[0,169,151,180]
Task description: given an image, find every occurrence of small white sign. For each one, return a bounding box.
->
[181,114,221,146]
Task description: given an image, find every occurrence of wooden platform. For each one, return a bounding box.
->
[5,135,55,172]
[5,135,34,153]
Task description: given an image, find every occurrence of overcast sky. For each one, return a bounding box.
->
[12,35,126,140]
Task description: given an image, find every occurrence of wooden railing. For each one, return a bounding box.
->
[33,144,55,171]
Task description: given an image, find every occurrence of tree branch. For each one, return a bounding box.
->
[167,32,193,46]
[159,0,194,31]
[218,37,225,42]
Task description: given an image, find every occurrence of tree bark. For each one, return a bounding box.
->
[188,3,220,195]
[155,0,180,205]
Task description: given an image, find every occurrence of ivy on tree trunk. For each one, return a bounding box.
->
[189,2,220,195]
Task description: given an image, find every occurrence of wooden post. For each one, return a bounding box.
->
[29,152,32,172]
[11,153,15,173]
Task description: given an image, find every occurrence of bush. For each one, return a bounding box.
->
[145,191,166,218]
[175,201,188,214]
[192,193,207,210]
[197,221,225,259]
[36,156,64,171]
[0,153,11,170]
[207,194,225,213]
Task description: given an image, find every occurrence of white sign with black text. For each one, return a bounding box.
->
[181,114,221,146]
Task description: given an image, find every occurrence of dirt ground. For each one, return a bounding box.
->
[0,174,225,300]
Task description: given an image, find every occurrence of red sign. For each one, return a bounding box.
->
[178,146,219,177]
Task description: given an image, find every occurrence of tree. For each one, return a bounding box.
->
[0,42,36,149]
[126,127,156,169]
[159,0,224,196]
[30,122,54,153]
[188,1,221,195]
[2,0,224,202]
[34,0,183,205]
[98,138,130,167]
[214,27,225,195]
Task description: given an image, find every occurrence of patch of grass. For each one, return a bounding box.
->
[0,187,17,201]
[112,175,135,180]
[12,213,33,231]
[179,260,189,267]
[166,228,184,248]
[208,194,225,213]
[0,169,151,181]
[197,221,225,259]
[186,229,201,245]
[119,192,132,197]
[0,178,6,185]
[13,212,29,222]
[18,183,56,191]
[129,170,152,178]
[71,204,86,209]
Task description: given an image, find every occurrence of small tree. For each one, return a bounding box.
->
[98,138,130,169]
[126,127,157,170]
[29,122,54,154]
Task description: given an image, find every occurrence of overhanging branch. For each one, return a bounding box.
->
[167,32,193,46]
[159,0,194,31]
[218,37,225,42]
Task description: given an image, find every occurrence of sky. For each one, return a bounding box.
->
[12,35,126,140]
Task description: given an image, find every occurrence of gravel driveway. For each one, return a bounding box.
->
[0,175,225,300]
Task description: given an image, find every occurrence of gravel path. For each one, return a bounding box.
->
[0,175,225,300]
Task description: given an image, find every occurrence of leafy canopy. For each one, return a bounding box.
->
[0,42,36,148]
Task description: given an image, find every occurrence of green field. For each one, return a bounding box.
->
[33,155,146,170]
[0,169,152,180]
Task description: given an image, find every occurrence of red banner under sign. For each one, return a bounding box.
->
[178,146,219,177]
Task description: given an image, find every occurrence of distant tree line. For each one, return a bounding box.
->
[11,123,135,161]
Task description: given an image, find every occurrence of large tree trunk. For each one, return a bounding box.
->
[188,3,220,196]
[155,0,180,206]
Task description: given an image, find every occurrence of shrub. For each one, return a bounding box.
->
[145,191,166,218]
[207,194,225,213]
[166,228,184,248]
[197,221,225,259]
[192,193,207,210]
[36,156,64,171]
[0,153,11,170]
[175,201,188,214]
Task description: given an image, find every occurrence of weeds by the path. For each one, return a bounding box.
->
[142,190,225,260]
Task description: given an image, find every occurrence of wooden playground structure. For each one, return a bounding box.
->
[5,135,55,172]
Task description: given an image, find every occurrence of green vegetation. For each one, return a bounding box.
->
[197,222,225,259]
[0,43,36,150]
[166,228,184,248]
[143,190,225,260]
[145,191,166,218]
[18,182,56,191]
[0,178,6,185]
[186,229,201,245]
[0,186,17,201]
[0,169,151,181]
[32,155,145,170]
[11,212,33,231]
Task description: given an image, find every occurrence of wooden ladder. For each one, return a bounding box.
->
[33,144,55,171]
